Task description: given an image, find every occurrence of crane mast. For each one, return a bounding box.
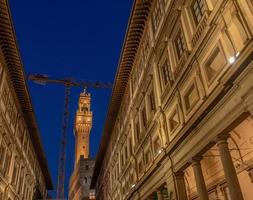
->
[56,84,70,200]
[28,74,112,200]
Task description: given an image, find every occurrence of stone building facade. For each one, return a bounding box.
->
[69,92,95,200]
[0,0,53,199]
[91,0,253,200]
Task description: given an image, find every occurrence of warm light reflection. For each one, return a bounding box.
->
[229,56,235,64]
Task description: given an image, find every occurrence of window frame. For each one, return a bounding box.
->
[138,159,144,175]
[141,106,147,129]
[148,89,156,112]
[152,0,166,32]
[174,28,187,60]
[161,60,171,87]
[134,116,140,142]
[158,50,173,93]
[191,0,206,25]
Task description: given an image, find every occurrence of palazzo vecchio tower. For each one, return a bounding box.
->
[69,90,95,200]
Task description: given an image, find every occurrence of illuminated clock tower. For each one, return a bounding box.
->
[74,90,92,163]
[69,90,95,200]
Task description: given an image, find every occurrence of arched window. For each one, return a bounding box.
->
[81,107,88,112]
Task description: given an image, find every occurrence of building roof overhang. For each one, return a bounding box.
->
[91,0,152,189]
[0,0,53,189]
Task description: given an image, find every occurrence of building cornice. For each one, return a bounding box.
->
[0,0,53,189]
[91,0,153,188]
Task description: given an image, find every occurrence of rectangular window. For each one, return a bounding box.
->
[174,29,186,59]
[125,146,128,162]
[141,108,147,128]
[191,0,205,24]
[117,162,120,178]
[152,0,165,31]
[128,137,132,155]
[161,61,171,86]
[135,120,140,141]
[121,152,125,167]
[149,90,156,112]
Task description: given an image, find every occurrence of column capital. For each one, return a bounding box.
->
[191,156,203,166]
[174,171,184,178]
[216,134,230,144]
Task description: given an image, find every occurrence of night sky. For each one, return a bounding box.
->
[9,0,133,197]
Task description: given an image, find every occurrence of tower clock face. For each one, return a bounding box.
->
[78,116,83,122]
[77,116,91,123]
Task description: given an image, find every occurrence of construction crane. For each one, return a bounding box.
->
[28,74,112,200]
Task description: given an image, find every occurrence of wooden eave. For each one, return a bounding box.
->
[0,0,53,189]
[91,0,152,188]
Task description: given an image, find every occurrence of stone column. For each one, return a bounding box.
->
[157,189,163,200]
[217,135,244,200]
[174,171,188,200]
[191,156,209,200]
[166,176,177,200]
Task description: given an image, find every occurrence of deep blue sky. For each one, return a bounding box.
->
[9,0,132,197]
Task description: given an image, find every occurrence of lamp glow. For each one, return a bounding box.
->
[229,56,235,64]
